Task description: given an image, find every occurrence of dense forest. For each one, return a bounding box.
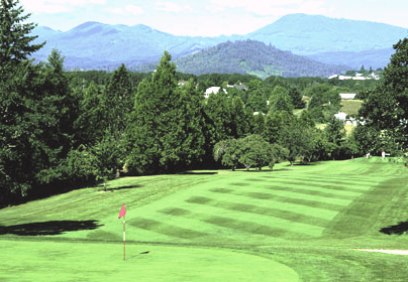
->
[174,40,346,78]
[1,0,407,206]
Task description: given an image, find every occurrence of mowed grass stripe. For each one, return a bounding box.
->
[210,189,345,211]
[182,196,330,228]
[157,206,289,238]
[147,206,240,237]
[128,217,207,239]
[224,183,352,207]
[208,188,340,220]
[260,177,377,193]
[263,186,359,200]
[185,196,325,237]
[244,191,345,210]
[265,176,377,190]
[166,202,311,238]
[262,179,368,195]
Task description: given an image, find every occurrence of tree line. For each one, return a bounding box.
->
[1,0,407,206]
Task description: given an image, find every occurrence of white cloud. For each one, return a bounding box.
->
[208,0,328,16]
[21,0,107,14]
[156,2,192,13]
[110,5,144,16]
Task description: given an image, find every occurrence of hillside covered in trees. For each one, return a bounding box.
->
[175,40,346,78]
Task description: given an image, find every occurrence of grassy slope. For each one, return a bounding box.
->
[340,100,363,116]
[1,158,408,281]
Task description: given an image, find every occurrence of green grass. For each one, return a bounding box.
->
[1,158,408,281]
[340,99,364,116]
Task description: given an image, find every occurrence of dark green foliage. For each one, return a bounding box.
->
[30,51,78,185]
[264,111,294,144]
[359,38,408,151]
[0,63,34,200]
[213,139,241,170]
[90,132,124,190]
[238,135,272,170]
[251,114,265,135]
[325,117,345,146]
[288,87,305,109]
[269,86,294,113]
[0,3,78,203]
[213,135,288,170]
[0,0,43,74]
[324,117,346,159]
[353,125,381,155]
[299,110,315,128]
[74,82,104,145]
[101,64,133,135]
[230,97,252,138]
[126,52,206,174]
[306,83,341,122]
[246,79,269,113]
[279,118,326,164]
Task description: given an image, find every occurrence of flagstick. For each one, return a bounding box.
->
[123,217,126,261]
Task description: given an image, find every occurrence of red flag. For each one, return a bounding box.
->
[118,204,126,219]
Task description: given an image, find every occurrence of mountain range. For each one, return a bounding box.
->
[32,14,407,76]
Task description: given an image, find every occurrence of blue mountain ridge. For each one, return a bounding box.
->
[31,14,408,74]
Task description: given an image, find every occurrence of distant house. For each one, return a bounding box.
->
[204,86,227,98]
[334,112,348,121]
[329,72,380,81]
[339,93,357,100]
[338,75,353,80]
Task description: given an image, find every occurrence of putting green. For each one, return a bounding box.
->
[0,239,299,282]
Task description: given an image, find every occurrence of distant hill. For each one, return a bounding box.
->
[174,40,347,78]
[308,48,395,70]
[31,14,407,72]
[247,14,407,55]
[32,22,229,70]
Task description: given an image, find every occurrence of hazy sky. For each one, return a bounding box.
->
[21,0,408,36]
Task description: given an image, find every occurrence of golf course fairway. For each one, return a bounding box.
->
[1,157,408,281]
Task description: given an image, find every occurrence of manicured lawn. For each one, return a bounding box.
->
[1,158,408,281]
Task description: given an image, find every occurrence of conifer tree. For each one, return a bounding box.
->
[126,52,205,174]
[0,0,44,202]
[0,0,43,74]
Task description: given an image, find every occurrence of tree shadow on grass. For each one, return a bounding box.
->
[98,185,143,192]
[0,220,102,236]
[380,221,408,235]
[177,171,218,175]
[242,169,275,173]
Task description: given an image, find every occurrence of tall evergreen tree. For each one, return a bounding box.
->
[288,87,305,109]
[126,52,205,174]
[74,82,104,145]
[204,91,234,143]
[0,0,43,74]
[101,64,133,136]
[0,0,44,202]
[230,97,251,138]
[268,86,294,114]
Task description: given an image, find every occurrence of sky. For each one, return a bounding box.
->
[21,0,408,36]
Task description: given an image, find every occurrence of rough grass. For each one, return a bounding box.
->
[1,157,408,281]
[340,99,364,116]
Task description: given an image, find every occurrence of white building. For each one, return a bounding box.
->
[339,93,357,100]
[204,86,227,99]
[334,112,348,121]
